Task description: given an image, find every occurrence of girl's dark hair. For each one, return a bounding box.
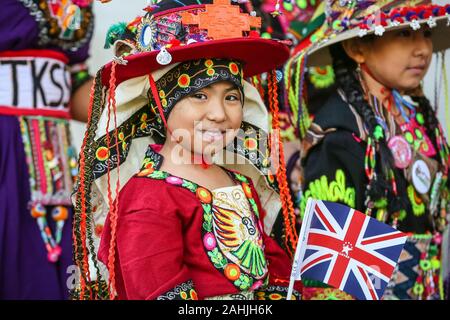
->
[329,43,410,214]
[286,150,301,204]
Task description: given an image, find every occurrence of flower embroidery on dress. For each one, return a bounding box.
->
[300,169,356,218]
[255,285,301,300]
[157,280,198,300]
[136,146,269,292]
[211,185,268,282]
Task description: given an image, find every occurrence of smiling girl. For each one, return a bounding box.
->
[295,0,450,300]
[72,0,301,300]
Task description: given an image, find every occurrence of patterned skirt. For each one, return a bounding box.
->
[0,115,74,299]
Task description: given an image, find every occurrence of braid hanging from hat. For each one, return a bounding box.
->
[73,68,110,299]
[268,69,299,256]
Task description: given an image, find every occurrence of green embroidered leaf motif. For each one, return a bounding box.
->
[249,199,260,218]
[149,171,168,180]
[300,169,356,218]
[233,173,247,183]
[203,207,212,231]
[202,213,212,232]
[202,221,212,232]
[183,181,197,192]
[207,248,227,269]
[235,274,251,290]
[232,240,267,277]
[202,203,212,214]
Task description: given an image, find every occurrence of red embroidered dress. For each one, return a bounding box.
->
[98,145,300,300]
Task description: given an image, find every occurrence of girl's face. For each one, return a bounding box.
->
[345,28,433,91]
[167,81,243,158]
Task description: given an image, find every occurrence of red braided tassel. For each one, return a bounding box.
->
[105,61,120,300]
[268,70,299,258]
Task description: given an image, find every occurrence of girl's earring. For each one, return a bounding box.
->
[356,63,362,74]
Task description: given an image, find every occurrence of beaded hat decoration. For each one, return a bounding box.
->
[282,0,450,143]
[306,0,450,66]
[72,0,298,300]
[100,0,290,85]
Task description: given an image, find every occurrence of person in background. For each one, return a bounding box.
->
[297,0,450,300]
[0,0,94,299]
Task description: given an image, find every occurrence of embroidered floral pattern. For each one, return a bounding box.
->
[157,280,198,300]
[228,121,278,192]
[301,287,354,300]
[92,108,163,179]
[211,186,268,281]
[300,169,356,218]
[153,58,243,119]
[136,146,269,292]
[255,285,301,300]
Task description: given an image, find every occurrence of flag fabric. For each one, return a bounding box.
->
[288,199,407,300]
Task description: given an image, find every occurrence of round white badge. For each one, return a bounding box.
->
[156,47,172,65]
[412,160,432,194]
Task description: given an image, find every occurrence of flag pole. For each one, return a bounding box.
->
[286,198,315,300]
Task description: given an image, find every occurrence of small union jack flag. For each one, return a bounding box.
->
[288,199,407,300]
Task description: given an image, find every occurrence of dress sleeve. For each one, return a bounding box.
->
[301,129,367,215]
[98,181,198,300]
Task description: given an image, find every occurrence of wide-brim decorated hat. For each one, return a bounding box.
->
[101,0,290,85]
[306,0,450,66]
[72,0,298,299]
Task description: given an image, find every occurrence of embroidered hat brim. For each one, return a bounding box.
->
[308,15,450,66]
[101,37,289,86]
